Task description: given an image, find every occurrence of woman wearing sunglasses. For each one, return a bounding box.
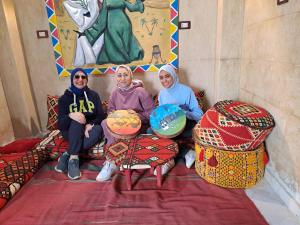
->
[96,65,154,182]
[55,68,105,180]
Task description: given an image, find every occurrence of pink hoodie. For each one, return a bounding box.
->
[108,81,154,124]
[102,81,154,145]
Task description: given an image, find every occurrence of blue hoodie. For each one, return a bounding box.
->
[158,65,203,121]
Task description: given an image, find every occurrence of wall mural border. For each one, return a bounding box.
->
[44,0,179,76]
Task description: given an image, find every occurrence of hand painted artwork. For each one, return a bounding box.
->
[107,110,142,138]
[45,0,178,76]
[150,104,186,138]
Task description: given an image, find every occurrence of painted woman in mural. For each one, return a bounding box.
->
[84,0,145,65]
[63,0,104,66]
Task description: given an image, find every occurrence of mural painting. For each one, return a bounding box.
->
[45,0,178,76]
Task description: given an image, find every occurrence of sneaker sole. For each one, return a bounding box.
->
[68,172,81,180]
[54,166,66,173]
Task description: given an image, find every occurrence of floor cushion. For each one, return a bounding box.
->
[193,100,275,151]
[195,143,266,188]
[0,143,49,210]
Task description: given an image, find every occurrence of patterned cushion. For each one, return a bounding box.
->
[105,134,178,169]
[152,89,206,111]
[46,95,59,131]
[214,100,275,129]
[43,130,104,160]
[0,146,49,210]
[195,143,266,188]
[193,101,275,151]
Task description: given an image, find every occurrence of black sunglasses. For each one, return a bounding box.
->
[74,75,87,80]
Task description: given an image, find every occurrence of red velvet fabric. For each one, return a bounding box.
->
[0,138,41,154]
[0,160,268,225]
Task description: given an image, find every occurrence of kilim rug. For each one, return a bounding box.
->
[0,159,268,225]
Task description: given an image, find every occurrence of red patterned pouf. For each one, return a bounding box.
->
[193,100,275,151]
[105,134,178,190]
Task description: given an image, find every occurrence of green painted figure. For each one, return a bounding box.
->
[85,0,145,65]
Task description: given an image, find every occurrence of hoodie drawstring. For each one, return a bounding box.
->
[73,93,77,107]
[72,91,89,107]
[84,91,89,103]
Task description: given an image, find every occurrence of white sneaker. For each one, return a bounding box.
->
[154,159,175,176]
[96,161,118,182]
[185,149,196,168]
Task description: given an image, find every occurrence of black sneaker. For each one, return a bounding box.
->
[54,152,70,173]
[68,158,81,180]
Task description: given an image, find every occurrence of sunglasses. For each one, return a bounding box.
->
[74,75,87,80]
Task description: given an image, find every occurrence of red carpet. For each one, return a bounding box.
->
[0,159,268,225]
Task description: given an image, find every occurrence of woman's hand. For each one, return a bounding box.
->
[84,124,94,138]
[69,112,86,124]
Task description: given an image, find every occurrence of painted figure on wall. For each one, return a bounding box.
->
[64,0,145,66]
[63,0,104,66]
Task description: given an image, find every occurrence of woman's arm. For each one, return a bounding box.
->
[124,0,144,13]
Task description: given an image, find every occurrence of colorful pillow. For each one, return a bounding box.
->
[0,146,49,210]
[0,138,41,154]
[46,95,59,131]
[193,101,275,151]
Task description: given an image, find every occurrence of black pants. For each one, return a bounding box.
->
[61,120,103,155]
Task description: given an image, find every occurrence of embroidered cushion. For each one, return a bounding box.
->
[193,101,275,151]
[195,143,266,188]
[46,95,59,131]
[0,146,49,210]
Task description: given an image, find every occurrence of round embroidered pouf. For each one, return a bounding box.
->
[193,100,275,151]
[195,143,266,188]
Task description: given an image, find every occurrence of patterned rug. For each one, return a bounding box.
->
[0,159,268,225]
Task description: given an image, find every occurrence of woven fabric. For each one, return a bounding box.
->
[106,134,178,168]
[0,146,49,209]
[214,100,275,129]
[46,95,59,131]
[44,130,104,160]
[195,143,265,188]
[193,108,274,151]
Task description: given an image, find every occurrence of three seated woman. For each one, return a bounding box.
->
[55,65,203,181]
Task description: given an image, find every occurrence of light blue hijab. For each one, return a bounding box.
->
[158,64,179,90]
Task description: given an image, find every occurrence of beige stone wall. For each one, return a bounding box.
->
[0,0,40,138]
[241,0,300,205]
[0,76,14,146]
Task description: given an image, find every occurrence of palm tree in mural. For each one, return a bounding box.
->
[140,18,151,35]
[141,17,159,36]
[150,18,159,35]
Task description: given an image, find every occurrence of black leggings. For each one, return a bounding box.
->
[61,120,103,155]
